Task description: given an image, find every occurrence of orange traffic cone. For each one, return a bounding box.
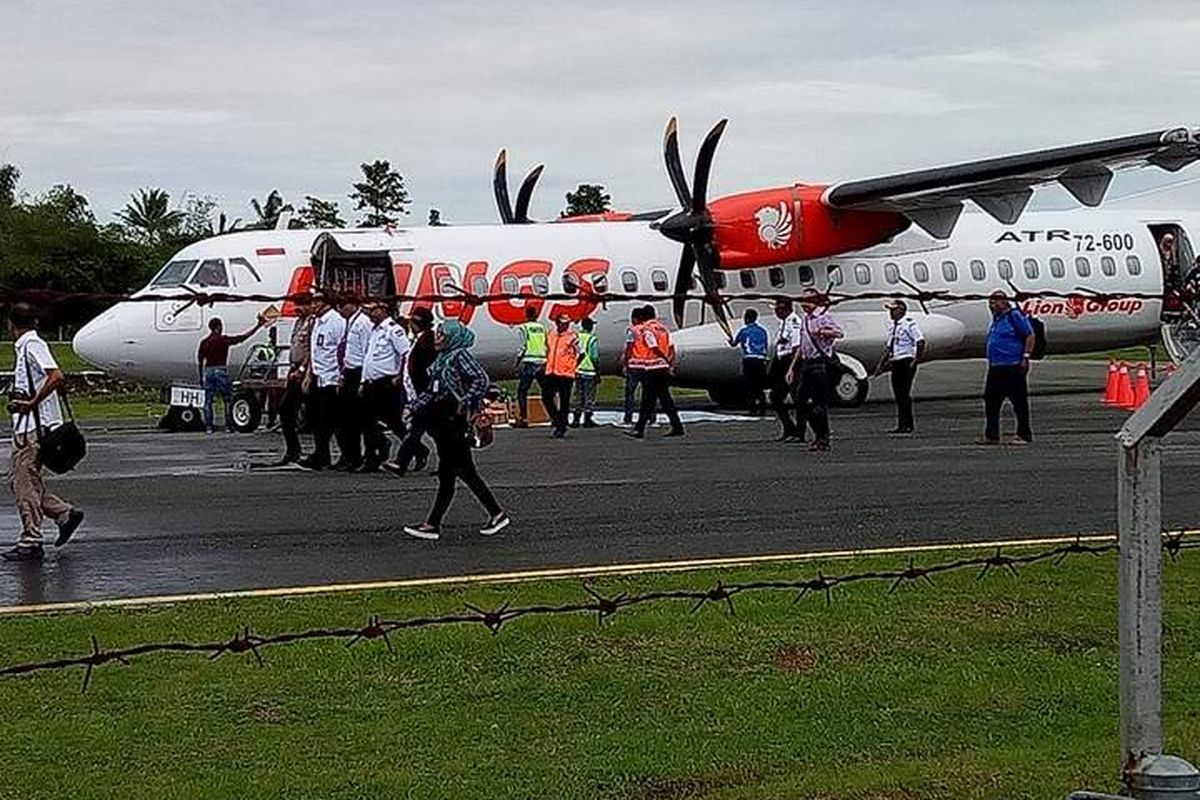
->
[1132,364,1151,409]
[1116,363,1135,410]
[1102,360,1120,405]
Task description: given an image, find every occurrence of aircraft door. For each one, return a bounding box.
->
[1153,223,1200,361]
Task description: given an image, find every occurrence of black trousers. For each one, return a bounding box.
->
[279,378,304,459]
[768,357,798,437]
[362,377,403,466]
[890,357,917,431]
[337,367,363,466]
[542,375,574,433]
[742,358,767,415]
[634,369,683,433]
[308,385,339,466]
[795,360,832,443]
[984,365,1032,442]
[426,408,501,527]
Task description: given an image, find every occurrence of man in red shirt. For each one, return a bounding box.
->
[197,315,265,433]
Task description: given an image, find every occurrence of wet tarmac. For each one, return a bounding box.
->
[3,359,1195,608]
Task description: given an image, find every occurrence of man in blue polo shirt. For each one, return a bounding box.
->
[983,290,1035,444]
[729,308,769,415]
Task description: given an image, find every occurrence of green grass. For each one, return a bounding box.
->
[2,546,1199,799]
[0,341,90,373]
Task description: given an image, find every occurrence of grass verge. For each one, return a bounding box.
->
[2,546,1198,799]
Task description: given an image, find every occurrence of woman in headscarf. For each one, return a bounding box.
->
[403,320,509,540]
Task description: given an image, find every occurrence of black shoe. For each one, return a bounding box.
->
[271,453,301,467]
[413,453,429,472]
[56,509,84,547]
[623,429,644,439]
[663,427,685,438]
[888,427,913,435]
[552,428,566,439]
[296,457,328,471]
[2,545,44,562]
[569,417,581,429]
[775,431,796,442]
[582,417,598,428]
[354,462,381,474]
[331,460,360,472]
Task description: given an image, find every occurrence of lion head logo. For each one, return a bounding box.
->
[754,202,793,249]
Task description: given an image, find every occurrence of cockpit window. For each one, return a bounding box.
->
[193,259,229,287]
[150,259,199,287]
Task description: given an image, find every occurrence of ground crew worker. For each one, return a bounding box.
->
[621,308,645,426]
[274,293,313,465]
[787,288,843,452]
[512,306,547,428]
[625,305,684,438]
[769,298,803,441]
[298,293,346,471]
[3,303,84,562]
[197,314,265,433]
[729,307,768,415]
[335,296,372,470]
[360,301,409,472]
[571,317,601,428]
[543,313,582,438]
[879,299,925,434]
[982,290,1035,444]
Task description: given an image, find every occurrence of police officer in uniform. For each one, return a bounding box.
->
[274,293,313,465]
[512,306,547,428]
[359,301,409,472]
[769,298,804,441]
[298,293,346,471]
[335,296,373,470]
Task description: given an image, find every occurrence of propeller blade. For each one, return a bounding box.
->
[493,149,514,224]
[672,245,696,327]
[695,241,732,339]
[690,119,727,214]
[663,117,692,209]
[514,164,544,224]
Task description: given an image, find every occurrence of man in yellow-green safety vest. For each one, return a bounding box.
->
[512,305,547,428]
[570,317,601,428]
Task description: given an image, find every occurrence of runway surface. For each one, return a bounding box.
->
[2,359,1196,608]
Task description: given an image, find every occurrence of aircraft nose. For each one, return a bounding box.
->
[72,308,122,370]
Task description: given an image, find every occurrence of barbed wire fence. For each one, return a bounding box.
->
[2,534,1196,693]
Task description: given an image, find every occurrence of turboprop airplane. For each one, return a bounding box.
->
[72,118,1200,427]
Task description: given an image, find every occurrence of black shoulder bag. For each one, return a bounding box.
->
[21,347,87,474]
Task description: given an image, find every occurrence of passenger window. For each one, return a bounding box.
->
[997,259,1013,280]
[913,261,930,283]
[740,270,756,289]
[621,270,638,293]
[1049,257,1065,278]
[532,274,550,295]
[471,275,489,297]
[969,259,986,281]
[651,269,669,292]
[798,265,814,285]
[229,257,261,287]
[854,263,871,285]
[828,265,844,286]
[1127,255,1142,276]
[768,267,785,288]
[1101,255,1117,277]
[1075,256,1091,278]
[591,274,609,294]
[1024,258,1039,280]
[193,258,228,287]
[884,262,900,284]
[562,273,579,294]
[501,275,519,294]
[941,260,958,282]
[437,273,458,296]
[715,272,727,290]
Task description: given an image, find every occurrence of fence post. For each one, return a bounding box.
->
[1117,439,1162,765]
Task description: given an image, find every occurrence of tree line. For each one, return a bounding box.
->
[0,158,613,328]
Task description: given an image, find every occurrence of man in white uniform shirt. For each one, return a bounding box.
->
[359,302,410,472]
[298,294,347,471]
[768,298,805,442]
[335,296,374,471]
[880,300,926,434]
[3,304,84,562]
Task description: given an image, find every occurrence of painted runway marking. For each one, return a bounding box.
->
[3,531,1184,616]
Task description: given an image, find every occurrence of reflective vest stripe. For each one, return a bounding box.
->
[577,332,597,375]
[519,321,547,361]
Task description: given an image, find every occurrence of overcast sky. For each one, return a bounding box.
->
[4,1,1200,225]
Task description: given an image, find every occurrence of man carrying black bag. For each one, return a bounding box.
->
[3,303,84,562]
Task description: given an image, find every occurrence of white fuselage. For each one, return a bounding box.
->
[72,209,1192,391]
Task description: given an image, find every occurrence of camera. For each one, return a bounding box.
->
[6,388,29,415]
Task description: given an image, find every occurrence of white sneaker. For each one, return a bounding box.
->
[403,523,440,541]
[480,513,511,536]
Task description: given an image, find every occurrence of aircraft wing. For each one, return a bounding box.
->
[820,127,1200,238]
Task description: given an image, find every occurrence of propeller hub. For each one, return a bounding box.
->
[654,210,710,245]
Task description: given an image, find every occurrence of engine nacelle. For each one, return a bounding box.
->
[708,185,909,270]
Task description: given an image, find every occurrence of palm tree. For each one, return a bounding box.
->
[116,188,185,244]
[249,190,293,229]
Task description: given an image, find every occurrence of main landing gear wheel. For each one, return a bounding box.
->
[831,368,868,408]
[230,391,262,433]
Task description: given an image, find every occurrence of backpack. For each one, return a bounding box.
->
[1006,310,1047,361]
